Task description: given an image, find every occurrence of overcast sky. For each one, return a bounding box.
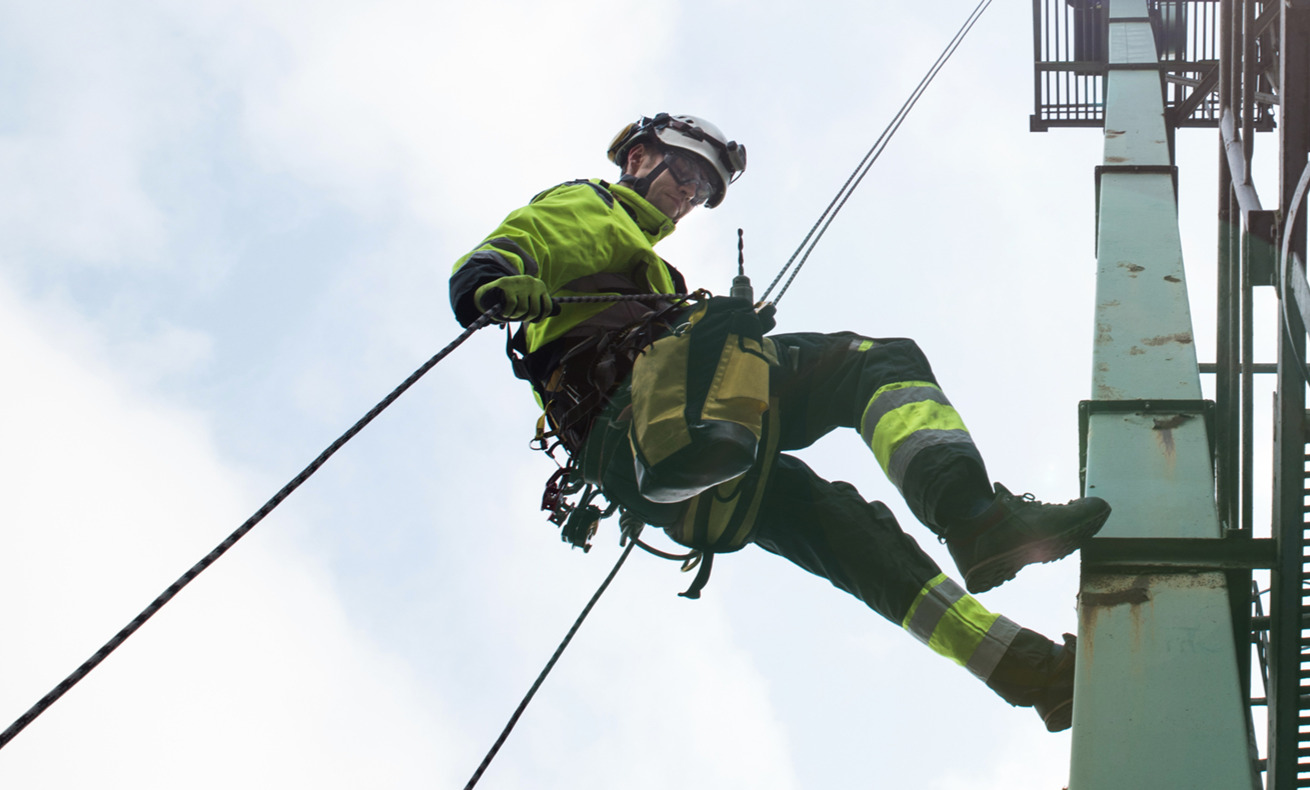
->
[0,1,1277,788]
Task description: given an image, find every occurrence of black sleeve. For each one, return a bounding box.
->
[664,261,690,295]
[449,250,519,327]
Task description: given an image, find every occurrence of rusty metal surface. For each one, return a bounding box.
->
[1070,1,1257,788]
[1071,573,1254,788]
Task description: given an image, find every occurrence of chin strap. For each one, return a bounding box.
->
[619,160,669,199]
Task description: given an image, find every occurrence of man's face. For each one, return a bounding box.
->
[626,144,712,223]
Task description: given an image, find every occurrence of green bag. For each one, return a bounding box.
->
[628,297,775,504]
[662,398,780,553]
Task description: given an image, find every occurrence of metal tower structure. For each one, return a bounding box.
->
[1033,0,1310,787]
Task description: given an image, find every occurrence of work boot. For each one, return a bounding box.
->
[1033,635,1077,732]
[986,631,1077,733]
[945,484,1110,594]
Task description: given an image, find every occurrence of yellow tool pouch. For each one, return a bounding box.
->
[628,297,776,504]
[663,397,781,553]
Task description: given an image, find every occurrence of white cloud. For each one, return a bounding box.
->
[0,2,209,268]
[0,1,1147,788]
[205,0,679,229]
[0,275,460,788]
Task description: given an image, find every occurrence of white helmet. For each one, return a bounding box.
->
[606,113,747,208]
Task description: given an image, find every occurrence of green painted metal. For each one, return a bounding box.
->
[1266,5,1310,787]
[1069,1,1258,787]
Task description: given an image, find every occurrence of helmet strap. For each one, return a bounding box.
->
[620,159,669,200]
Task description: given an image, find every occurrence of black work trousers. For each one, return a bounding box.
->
[595,330,993,626]
[751,332,990,625]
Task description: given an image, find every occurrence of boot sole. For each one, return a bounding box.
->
[1039,697,1073,732]
[962,508,1111,594]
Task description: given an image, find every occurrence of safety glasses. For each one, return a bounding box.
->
[663,152,715,206]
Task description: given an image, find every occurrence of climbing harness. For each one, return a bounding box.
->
[536,0,1000,575]
[541,465,615,550]
[523,292,703,455]
[473,5,1001,772]
[525,289,731,597]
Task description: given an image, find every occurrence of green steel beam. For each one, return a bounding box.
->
[1069,1,1257,788]
[1267,4,1310,787]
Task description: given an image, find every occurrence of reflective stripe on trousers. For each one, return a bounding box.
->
[901,573,1021,681]
[859,380,975,492]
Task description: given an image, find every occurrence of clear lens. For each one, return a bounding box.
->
[664,152,714,205]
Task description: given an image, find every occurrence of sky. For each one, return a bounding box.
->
[0,0,1281,788]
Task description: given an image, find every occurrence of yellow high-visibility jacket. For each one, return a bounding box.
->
[449,179,686,356]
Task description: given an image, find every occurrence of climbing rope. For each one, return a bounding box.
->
[451,10,999,767]
[0,311,498,751]
[759,0,994,305]
[463,5,1001,768]
[0,293,684,751]
[4,0,1000,756]
[461,512,701,788]
[463,538,636,790]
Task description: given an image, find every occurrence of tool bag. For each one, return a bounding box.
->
[627,296,775,504]
[660,394,780,554]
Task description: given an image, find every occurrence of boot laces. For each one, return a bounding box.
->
[1000,488,1039,506]
[1020,493,1085,507]
[1013,490,1067,507]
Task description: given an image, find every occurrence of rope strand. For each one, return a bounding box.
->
[0,292,692,751]
[463,541,636,790]
[760,0,994,304]
[0,313,500,749]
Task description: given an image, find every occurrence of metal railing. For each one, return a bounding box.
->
[1032,0,1244,130]
[1212,3,1309,786]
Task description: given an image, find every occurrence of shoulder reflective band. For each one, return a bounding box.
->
[860,381,972,490]
[485,237,541,277]
[901,574,1022,682]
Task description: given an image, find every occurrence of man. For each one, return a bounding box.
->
[449,113,1110,732]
